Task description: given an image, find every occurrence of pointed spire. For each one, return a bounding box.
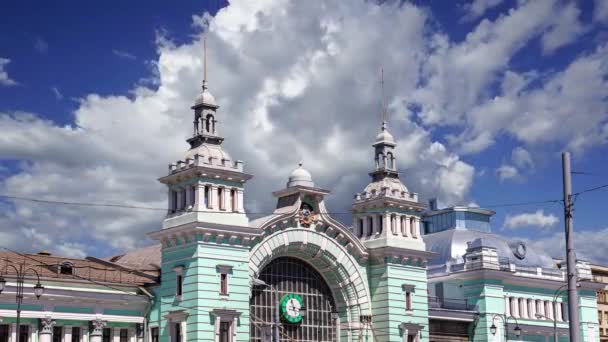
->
[380,68,388,128]
[202,35,208,90]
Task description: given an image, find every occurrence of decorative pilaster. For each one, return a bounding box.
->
[39,317,55,342]
[89,319,106,342]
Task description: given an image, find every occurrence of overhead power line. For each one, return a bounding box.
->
[0,193,578,214]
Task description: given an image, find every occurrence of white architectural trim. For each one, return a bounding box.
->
[0,310,144,323]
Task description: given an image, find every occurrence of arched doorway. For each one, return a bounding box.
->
[250,257,337,341]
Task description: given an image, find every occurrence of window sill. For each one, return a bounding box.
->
[219,293,230,298]
[405,309,414,315]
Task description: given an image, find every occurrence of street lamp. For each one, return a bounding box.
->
[253,278,280,342]
[0,263,45,342]
[490,314,521,341]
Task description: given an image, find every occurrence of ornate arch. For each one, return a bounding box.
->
[249,228,372,325]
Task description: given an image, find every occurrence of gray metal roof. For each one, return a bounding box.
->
[423,229,556,268]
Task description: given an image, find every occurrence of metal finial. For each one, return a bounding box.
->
[298,161,303,167]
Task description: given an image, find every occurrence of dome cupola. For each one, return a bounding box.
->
[287,163,315,188]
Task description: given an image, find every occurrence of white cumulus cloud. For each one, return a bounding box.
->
[0,58,17,86]
[504,210,559,230]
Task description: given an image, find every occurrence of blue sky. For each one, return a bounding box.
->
[0,0,607,263]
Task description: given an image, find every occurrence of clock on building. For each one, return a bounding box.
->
[279,293,305,324]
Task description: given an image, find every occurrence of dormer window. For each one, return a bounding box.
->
[60,261,74,275]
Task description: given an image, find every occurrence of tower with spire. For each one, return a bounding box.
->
[351,71,427,251]
[158,36,252,228]
[352,71,432,342]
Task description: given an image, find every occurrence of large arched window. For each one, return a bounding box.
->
[250,257,337,341]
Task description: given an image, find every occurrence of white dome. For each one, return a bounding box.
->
[185,142,231,163]
[375,128,395,145]
[287,163,315,188]
[363,177,408,197]
[194,86,217,107]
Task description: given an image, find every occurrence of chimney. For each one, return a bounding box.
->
[429,198,438,211]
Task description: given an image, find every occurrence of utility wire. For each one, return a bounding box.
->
[0,194,573,214]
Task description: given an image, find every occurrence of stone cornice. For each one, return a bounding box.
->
[159,164,252,185]
[148,221,262,248]
[352,196,426,212]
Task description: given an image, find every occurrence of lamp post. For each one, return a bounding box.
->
[252,278,280,342]
[490,313,521,342]
[551,283,576,342]
[0,263,45,342]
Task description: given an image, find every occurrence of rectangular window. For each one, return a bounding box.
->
[407,334,415,342]
[219,321,231,342]
[71,328,80,342]
[102,328,111,342]
[151,328,159,342]
[53,327,63,342]
[119,329,128,342]
[19,325,29,342]
[0,325,8,342]
[174,323,181,342]
[231,189,237,212]
[176,273,183,297]
[220,273,228,295]
[204,186,210,209]
[405,291,412,311]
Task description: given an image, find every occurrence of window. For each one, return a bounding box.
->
[71,328,80,342]
[219,321,231,342]
[367,217,373,236]
[102,328,111,342]
[174,323,181,342]
[19,325,29,342]
[405,291,412,311]
[180,189,186,210]
[358,218,364,237]
[0,325,8,342]
[206,114,214,133]
[119,329,128,342]
[53,327,63,342]
[60,262,74,275]
[230,189,237,212]
[171,190,178,213]
[189,186,195,207]
[177,273,183,296]
[204,186,210,209]
[218,188,225,210]
[151,328,159,342]
[378,215,383,234]
[220,273,228,295]
[387,152,394,169]
[407,335,415,342]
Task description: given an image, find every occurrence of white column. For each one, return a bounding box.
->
[210,185,218,209]
[129,328,136,342]
[401,328,408,342]
[113,328,120,342]
[30,325,36,342]
[382,213,390,235]
[528,299,536,319]
[403,216,410,237]
[556,301,563,321]
[180,321,187,342]
[505,297,511,316]
[237,189,244,213]
[89,320,105,342]
[80,326,87,342]
[537,300,545,318]
[194,183,202,211]
[65,327,73,342]
[512,297,520,318]
[413,218,420,238]
[520,298,528,319]
[10,323,16,342]
[545,301,553,320]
